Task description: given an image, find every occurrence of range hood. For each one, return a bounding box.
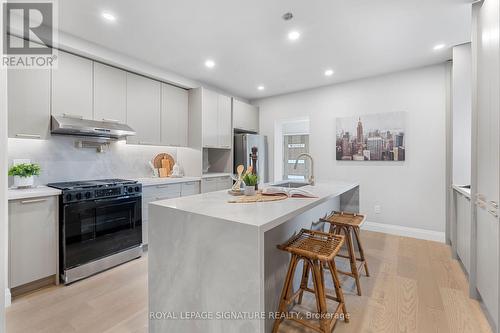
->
[51,115,136,140]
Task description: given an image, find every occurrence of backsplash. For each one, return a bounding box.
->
[8,136,199,186]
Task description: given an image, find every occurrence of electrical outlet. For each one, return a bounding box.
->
[374,205,381,214]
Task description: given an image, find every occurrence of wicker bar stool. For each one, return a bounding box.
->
[272,229,348,333]
[320,211,369,296]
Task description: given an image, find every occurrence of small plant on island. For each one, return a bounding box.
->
[242,173,258,187]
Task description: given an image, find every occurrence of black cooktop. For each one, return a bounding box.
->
[47,178,137,190]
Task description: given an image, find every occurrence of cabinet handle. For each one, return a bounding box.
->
[102,118,120,123]
[490,201,499,209]
[16,133,41,139]
[20,198,47,204]
[138,141,160,146]
[156,184,175,189]
[488,209,498,218]
[62,113,84,120]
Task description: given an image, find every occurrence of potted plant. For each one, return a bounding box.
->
[242,173,259,196]
[8,163,41,188]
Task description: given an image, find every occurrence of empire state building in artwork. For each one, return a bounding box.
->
[336,112,406,161]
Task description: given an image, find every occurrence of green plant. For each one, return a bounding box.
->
[242,173,258,186]
[8,163,41,178]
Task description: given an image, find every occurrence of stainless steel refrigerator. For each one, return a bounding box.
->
[234,134,268,184]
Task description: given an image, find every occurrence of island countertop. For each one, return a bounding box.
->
[150,180,358,231]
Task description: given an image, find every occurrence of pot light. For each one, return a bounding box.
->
[288,31,300,41]
[433,43,446,51]
[101,12,116,22]
[257,85,265,91]
[205,59,215,68]
[324,69,334,77]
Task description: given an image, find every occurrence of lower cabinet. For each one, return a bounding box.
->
[141,181,200,245]
[454,191,472,273]
[8,196,58,289]
[201,176,232,193]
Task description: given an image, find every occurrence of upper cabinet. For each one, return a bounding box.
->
[201,89,219,148]
[217,94,232,148]
[7,68,51,139]
[93,63,127,123]
[51,51,93,120]
[233,99,259,133]
[126,73,161,145]
[161,84,188,147]
[195,88,232,149]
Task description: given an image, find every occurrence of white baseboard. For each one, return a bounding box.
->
[362,221,445,243]
[5,288,11,307]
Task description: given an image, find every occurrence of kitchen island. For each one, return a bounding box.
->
[148,180,359,333]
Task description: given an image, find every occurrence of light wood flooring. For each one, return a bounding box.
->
[6,230,493,333]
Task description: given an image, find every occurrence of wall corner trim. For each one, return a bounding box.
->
[5,288,10,307]
[362,221,446,243]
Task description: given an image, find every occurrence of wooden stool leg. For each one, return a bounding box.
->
[328,259,349,323]
[298,259,310,304]
[344,226,362,296]
[353,227,370,277]
[310,259,329,333]
[272,254,299,333]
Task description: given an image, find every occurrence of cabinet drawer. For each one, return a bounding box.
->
[216,176,232,191]
[181,181,200,197]
[8,197,58,288]
[201,178,219,193]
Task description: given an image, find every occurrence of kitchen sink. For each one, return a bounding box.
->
[270,181,310,188]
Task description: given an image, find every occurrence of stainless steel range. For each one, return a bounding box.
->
[47,179,142,284]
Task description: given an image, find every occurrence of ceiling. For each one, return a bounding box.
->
[57,0,472,100]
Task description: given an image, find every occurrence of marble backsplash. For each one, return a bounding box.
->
[8,136,199,186]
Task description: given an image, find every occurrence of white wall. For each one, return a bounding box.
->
[255,65,447,232]
[452,44,472,186]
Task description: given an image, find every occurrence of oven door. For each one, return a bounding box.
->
[62,195,142,270]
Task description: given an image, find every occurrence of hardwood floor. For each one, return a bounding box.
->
[6,231,492,333]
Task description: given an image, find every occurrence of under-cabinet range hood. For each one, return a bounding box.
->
[51,115,136,140]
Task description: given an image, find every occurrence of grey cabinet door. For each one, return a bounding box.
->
[217,94,232,149]
[51,51,93,120]
[161,84,188,146]
[94,62,127,123]
[126,73,161,145]
[233,99,259,133]
[7,67,51,139]
[216,176,232,191]
[202,89,219,148]
[8,197,57,288]
[456,194,471,272]
[201,178,218,193]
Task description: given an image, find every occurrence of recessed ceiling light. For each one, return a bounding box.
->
[324,69,334,77]
[257,85,265,91]
[101,12,116,22]
[288,31,300,41]
[433,43,446,51]
[205,59,215,68]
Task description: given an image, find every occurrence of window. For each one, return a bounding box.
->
[283,134,309,181]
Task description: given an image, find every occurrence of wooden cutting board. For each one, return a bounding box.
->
[228,193,288,203]
[152,153,175,177]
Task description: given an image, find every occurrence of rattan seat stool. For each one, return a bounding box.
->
[320,211,369,296]
[272,229,348,333]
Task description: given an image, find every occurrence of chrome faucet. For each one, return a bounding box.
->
[294,153,315,185]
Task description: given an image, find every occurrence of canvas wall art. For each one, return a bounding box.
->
[336,111,406,161]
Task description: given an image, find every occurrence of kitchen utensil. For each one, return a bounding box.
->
[153,153,174,178]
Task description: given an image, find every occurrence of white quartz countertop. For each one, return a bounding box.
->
[8,185,62,200]
[151,180,358,230]
[134,176,201,187]
[453,184,471,199]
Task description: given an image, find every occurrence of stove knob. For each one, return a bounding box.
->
[65,193,72,201]
[76,193,82,200]
[128,187,134,193]
[85,192,91,199]
[135,186,140,192]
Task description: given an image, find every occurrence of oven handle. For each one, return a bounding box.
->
[94,195,141,203]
